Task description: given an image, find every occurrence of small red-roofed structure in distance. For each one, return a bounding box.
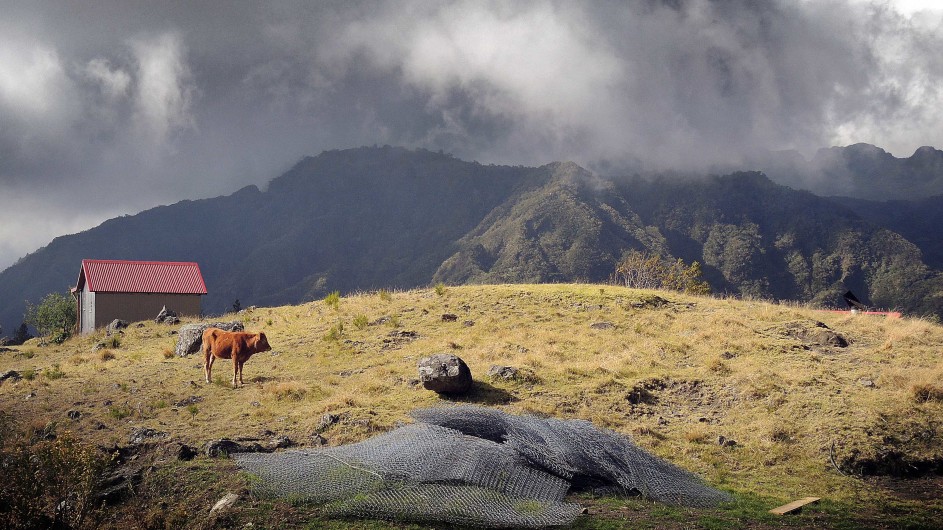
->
[72,259,207,334]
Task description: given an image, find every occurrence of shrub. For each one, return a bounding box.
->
[43,363,65,380]
[324,291,341,310]
[614,250,711,295]
[0,414,107,530]
[378,289,392,302]
[353,314,369,330]
[109,404,132,420]
[24,291,76,344]
[434,282,447,296]
[323,322,344,341]
[98,349,116,362]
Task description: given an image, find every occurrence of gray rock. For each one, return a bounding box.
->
[317,412,343,431]
[487,365,519,379]
[173,395,204,407]
[175,321,244,357]
[96,468,143,505]
[0,370,21,384]
[106,319,129,336]
[129,427,169,445]
[204,438,262,457]
[590,321,615,330]
[155,305,178,324]
[266,436,293,451]
[210,493,239,516]
[418,353,473,394]
[487,365,539,383]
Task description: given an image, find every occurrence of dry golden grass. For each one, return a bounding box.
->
[910,382,943,403]
[69,354,87,365]
[1,283,942,509]
[263,380,309,402]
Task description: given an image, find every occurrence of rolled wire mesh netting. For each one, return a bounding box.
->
[234,406,731,527]
[413,407,733,507]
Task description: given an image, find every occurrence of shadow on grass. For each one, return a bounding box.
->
[442,380,518,405]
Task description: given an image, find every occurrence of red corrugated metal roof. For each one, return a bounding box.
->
[78,259,207,294]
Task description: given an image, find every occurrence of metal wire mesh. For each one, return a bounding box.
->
[414,406,732,508]
[234,406,731,527]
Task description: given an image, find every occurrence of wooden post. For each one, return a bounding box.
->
[770,497,820,515]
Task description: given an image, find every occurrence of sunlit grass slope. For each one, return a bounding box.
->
[2,283,941,515]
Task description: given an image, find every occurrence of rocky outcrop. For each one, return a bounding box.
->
[155,306,180,325]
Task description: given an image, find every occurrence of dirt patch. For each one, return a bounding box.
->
[834,412,943,477]
[867,474,943,502]
[624,378,733,426]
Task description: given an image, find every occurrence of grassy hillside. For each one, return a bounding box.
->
[1,284,941,528]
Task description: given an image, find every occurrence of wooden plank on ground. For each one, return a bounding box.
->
[770,497,821,515]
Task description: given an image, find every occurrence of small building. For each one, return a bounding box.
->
[72,259,207,334]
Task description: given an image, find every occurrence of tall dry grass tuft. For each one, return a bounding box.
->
[265,381,308,401]
[910,382,943,403]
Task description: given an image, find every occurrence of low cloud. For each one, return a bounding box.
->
[0,0,941,269]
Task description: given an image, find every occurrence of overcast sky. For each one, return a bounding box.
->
[1,0,942,270]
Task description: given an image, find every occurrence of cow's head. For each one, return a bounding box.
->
[253,332,272,352]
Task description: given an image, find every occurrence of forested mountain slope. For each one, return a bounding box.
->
[2,146,942,334]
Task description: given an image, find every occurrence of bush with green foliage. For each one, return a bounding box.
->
[0,414,107,529]
[614,250,711,295]
[324,291,341,310]
[25,291,76,344]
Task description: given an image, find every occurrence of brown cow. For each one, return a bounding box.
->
[202,328,272,387]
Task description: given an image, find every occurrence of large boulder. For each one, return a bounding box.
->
[418,353,473,395]
[106,319,129,336]
[175,321,244,357]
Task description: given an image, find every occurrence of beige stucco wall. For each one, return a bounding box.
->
[92,292,202,329]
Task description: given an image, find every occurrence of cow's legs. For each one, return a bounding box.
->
[205,354,215,383]
[238,360,246,385]
[232,359,239,387]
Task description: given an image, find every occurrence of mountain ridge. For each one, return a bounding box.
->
[2,145,942,335]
